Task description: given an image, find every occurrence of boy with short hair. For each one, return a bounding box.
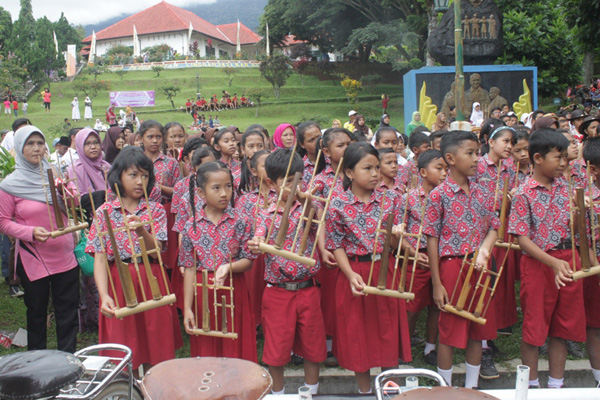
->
[378,148,405,195]
[429,130,446,151]
[582,137,600,386]
[403,149,447,365]
[424,131,499,388]
[249,149,326,395]
[508,128,585,388]
[406,130,431,176]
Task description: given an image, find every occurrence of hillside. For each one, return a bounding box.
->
[83,0,267,35]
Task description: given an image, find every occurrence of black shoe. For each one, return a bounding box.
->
[411,336,425,346]
[567,341,584,359]
[290,353,304,365]
[539,342,548,356]
[424,350,437,366]
[528,384,541,389]
[479,349,500,379]
[9,285,24,298]
[497,327,512,336]
[323,352,338,367]
[487,340,500,357]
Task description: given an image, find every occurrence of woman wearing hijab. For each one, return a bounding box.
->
[105,104,116,126]
[94,119,103,131]
[273,123,296,149]
[352,114,373,141]
[102,126,124,164]
[71,97,81,122]
[0,126,79,352]
[406,111,424,136]
[67,129,110,193]
[84,96,93,121]
[470,102,484,127]
[379,113,398,132]
[431,112,450,132]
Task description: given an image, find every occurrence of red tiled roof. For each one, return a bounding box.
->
[217,23,262,45]
[83,1,243,44]
[280,35,308,47]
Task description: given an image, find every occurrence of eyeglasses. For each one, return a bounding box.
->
[84,140,101,148]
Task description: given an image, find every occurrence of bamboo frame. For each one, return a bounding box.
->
[258,147,343,268]
[188,255,238,339]
[572,182,600,280]
[95,183,176,319]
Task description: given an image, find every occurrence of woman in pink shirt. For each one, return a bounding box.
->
[0,126,79,352]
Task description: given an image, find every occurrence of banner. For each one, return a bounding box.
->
[66,44,77,77]
[109,91,155,107]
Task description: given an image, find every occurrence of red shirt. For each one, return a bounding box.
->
[149,153,181,203]
[475,154,516,212]
[173,189,204,233]
[397,164,411,187]
[560,159,588,189]
[402,186,428,250]
[185,101,192,107]
[313,164,343,201]
[326,188,401,257]
[424,176,500,257]
[86,198,167,260]
[585,183,600,256]
[221,158,241,191]
[255,200,321,283]
[302,155,316,186]
[12,101,17,110]
[508,176,572,253]
[178,207,253,271]
[379,176,406,196]
[235,189,275,219]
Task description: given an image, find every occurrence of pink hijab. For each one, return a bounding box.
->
[273,123,296,149]
[68,128,110,193]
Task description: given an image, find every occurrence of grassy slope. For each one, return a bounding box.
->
[2,67,404,141]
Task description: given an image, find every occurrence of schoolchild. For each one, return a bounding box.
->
[560,129,587,188]
[238,130,266,194]
[403,149,447,366]
[87,146,181,370]
[180,161,257,361]
[406,129,431,176]
[249,149,326,395]
[424,131,500,388]
[296,121,322,185]
[326,142,411,393]
[510,129,532,187]
[373,127,409,187]
[212,128,241,190]
[508,128,585,388]
[378,147,405,195]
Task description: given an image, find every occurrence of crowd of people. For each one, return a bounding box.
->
[0,96,599,395]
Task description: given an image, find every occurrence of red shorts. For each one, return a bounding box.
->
[438,257,497,349]
[245,254,266,323]
[405,264,433,313]
[520,250,585,346]
[583,275,600,329]
[492,234,518,329]
[261,284,327,366]
[189,271,257,362]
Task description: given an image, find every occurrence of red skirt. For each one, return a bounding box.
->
[171,266,184,310]
[317,265,339,337]
[99,261,182,369]
[161,201,179,270]
[189,271,257,363]
[492,232,518,329]
[244,254,266,323]
[584,275,600,328]
[334,258,409,372]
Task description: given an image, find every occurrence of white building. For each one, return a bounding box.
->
[82,1,262,60]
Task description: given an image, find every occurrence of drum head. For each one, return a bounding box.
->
[392,387,500,400]
[141,357,272,400]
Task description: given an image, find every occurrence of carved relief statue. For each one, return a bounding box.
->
[441,81,456,117]
[471,14,480,39]
[489,86,508,112]
[463,16,471,40]
[481,16,488,39]
[465,73,490,119]
[488,15,497,39]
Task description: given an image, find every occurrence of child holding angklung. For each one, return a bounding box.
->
[581,137,600,386]
[238,129,266,195]
[248,149,326,395]
[425,131,499,389]
[180,161,257,361]
[326,142,411,394]
[510,129,531,186]
[86,146,181,370]
[508,129,585,388]
[474,122,516,356]
[402,149,447,366]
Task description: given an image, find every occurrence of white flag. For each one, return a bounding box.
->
[236,19,241,53]
[89,30,96,64]
[53,30,59,58]
[266,23,270,56]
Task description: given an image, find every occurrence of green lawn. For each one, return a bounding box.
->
[2,67,405,142]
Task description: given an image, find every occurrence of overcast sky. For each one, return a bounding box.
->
[3,0,215,25]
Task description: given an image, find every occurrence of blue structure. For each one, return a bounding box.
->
[403,65,538,131]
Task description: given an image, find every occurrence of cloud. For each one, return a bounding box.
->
[3,0,216,25]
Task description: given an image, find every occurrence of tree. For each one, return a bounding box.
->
[72,77,110,99]
[33,16,63,86]
[151,65,164,77]
[9,0,37,80]
[222,67,236,87]
[160,84,180,108]
[86,65,109,81]
[0,7,12,56]
[341,75,363,104]
[259,54,292,99]
[563,0,600,83]
[115,70,128,80]
[0,57,27,92]
[53,12,83,53]
[496,0,581,97]
[247,88,265,117]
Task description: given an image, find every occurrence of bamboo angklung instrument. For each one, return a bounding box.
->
[572,186,600,280]
[96,183,176,319]
[44,168,89,238]
[190,254,237,339]
[494,175,521,250]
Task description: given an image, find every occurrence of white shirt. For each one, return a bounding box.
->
[1,131,14,152]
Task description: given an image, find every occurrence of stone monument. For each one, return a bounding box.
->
[428,0,503,66]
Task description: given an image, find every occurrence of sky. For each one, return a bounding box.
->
[3,0,215,25]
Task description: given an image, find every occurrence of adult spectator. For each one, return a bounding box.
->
[344,110,357,131]
[42,88,51,112]
[0,126,79,352]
